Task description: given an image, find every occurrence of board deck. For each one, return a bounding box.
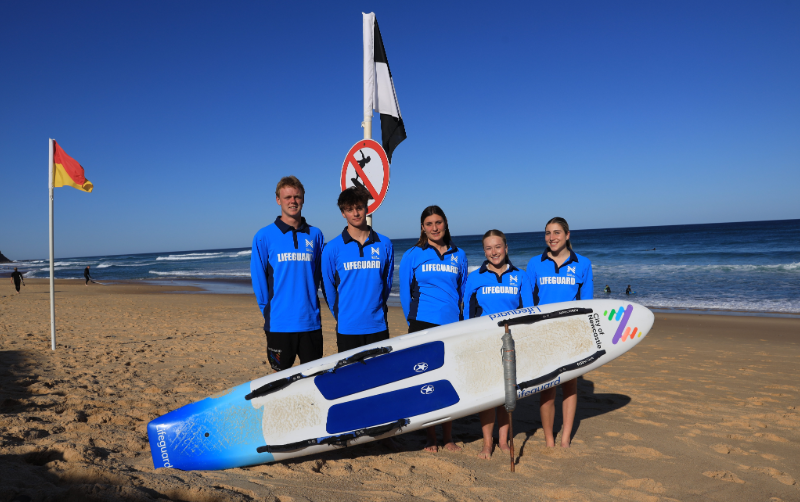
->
[148,300,655,470]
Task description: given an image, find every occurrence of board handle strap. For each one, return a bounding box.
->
[498,307,593,327]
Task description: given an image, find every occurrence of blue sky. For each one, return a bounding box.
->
[1,1,798,260]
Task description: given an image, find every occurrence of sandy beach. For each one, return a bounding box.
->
[1,279,798,501]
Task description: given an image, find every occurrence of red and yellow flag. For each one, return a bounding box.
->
[53,141,93,192]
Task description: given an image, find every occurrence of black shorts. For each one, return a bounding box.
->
[336,330,390,353]
[264,329,323,372]
[407,320,439,334]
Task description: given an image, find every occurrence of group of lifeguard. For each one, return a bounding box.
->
[250,176,594,457]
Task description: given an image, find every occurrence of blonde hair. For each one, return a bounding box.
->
[482,229,509,264]
[275,176,305,197]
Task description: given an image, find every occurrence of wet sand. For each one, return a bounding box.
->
[1,279,799,501]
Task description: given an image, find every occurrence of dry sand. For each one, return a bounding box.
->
[1,279,799,501]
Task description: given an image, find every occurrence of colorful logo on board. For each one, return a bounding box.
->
[607,304,641,344]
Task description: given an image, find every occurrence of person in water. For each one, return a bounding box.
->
[463,229,534,459]
[10,267,25,294]
[626,285,632,295]
[526,216,593,448]
[250,176,325,372]
[604,285,611,294]
[400,205,468,453]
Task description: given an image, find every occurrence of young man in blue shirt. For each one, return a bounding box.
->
[321,187,394,352]
[250,176,325,372]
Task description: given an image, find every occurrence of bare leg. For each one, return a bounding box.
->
[478,409,495,459]
[496,406,511,453]
[441,421,461,452]
[560,379,578,447]
[424,426,439,453]
[539,387,557,447]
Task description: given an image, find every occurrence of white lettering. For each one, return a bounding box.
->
[421,264,459,273]
[277,252,313,263]
[343,260,381,271]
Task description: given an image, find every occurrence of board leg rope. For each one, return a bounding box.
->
[502,322,516,473]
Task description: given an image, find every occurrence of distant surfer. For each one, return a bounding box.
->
[626,284,632,295]
[400,206,468,453]
[463,230,534,460]
[10,267,25,294]
[321,187,399,451]
[526,217,594,448]
[604,285,611,294]
[250,176,325,372]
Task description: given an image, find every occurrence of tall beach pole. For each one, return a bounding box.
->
[363,13,373,228]
[48,138,56,350]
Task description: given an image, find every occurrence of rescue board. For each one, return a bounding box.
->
[147,299,655,470]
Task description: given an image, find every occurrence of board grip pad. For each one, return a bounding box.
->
[315,341,444,400]
[326,380,459,434]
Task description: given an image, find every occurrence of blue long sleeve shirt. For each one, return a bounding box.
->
[321,227,394,335]
[399,243,468,326]
[526,248,593,305]
[250,216,325,332]
[464,261,534,318]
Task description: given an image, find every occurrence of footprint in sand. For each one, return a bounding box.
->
[703,470,745,484]
[612,445,671,459]
[710,444,750,455]
[739,465,797,486]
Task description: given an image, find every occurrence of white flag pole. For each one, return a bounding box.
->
[48,138,56,351]
[363,13,375,227]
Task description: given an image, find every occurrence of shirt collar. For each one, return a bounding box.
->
[421,242,459,254]
[341,226,380,245]
[540,247,578,264]
[479,260,520,274]
[274,216,310,234]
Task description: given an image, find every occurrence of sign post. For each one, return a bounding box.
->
[340,139,390,217]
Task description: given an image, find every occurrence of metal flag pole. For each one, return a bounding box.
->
[363,12,373,229]
[502,322,517,472]
[48,138,56,350]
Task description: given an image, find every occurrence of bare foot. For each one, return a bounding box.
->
[560,441,571,448]
[477,444,493,460]
[443,441,461,452]
[424,439,439,453]
[382,437,403,452]
[498,441,511,454]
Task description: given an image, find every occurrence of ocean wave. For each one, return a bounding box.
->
[50,261,93,267]
[148,270,251,277]
[594,262,800,274]
[156,253,224,261]
[235,250,251,256]
[643,296,800,313]
[468,266,480,273]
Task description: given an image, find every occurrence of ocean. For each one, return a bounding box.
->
[7,219,799,315]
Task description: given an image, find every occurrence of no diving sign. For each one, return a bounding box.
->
[340,139,390,215]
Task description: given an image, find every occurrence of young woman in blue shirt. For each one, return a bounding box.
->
[463,230,534,459]
[400,205,468,452]
[526,217,593,448]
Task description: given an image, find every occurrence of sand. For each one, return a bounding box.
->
[1,279,799,501]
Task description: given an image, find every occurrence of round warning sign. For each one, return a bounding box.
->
[340,139,390,215]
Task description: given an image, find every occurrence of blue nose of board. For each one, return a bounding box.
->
[147,382,272,470]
